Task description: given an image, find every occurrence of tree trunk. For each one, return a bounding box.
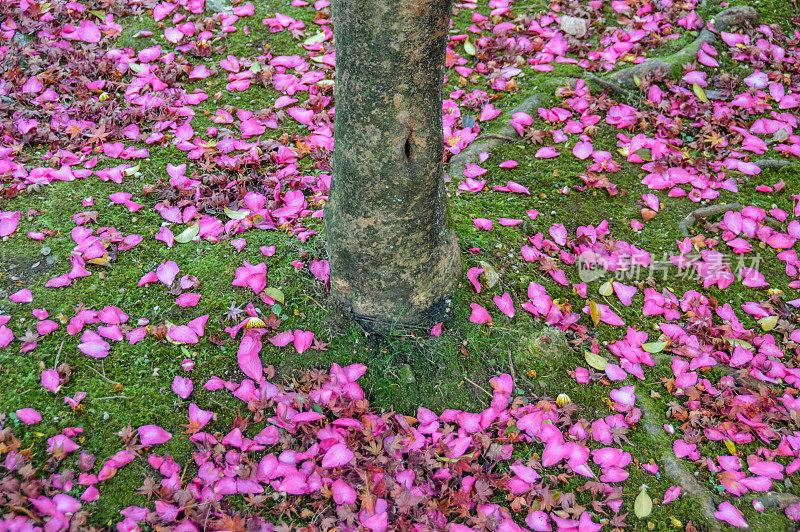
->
[326,0,461,332]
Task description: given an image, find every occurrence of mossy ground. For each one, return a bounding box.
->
[1,0,799,529]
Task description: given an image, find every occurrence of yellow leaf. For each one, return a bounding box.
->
[723,438,737,455]
[588,300,601,327]
[633,74,641,87]
[303,32,327,46]
[598,280,613,297]
[123,163,140,176]
[263,287,285,304]
[758,315,778,331]
[585,350,608,371]
[634,487,653,519]
[87,254,111,266]
[224,207,250,219]
[464,39,476,56]
[642,341,668,354]
[730,338,754,350]
[692,82,708,103]
[174,224,199,243]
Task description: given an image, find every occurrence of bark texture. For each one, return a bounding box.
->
[326,0,461,332]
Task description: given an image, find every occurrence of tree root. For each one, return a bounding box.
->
[448,92,544,178]
[747,491,800,510]
[474,133,520,143]
[608,6,759,89]
[582,72,637,101]
[678,202,786,235]
[755,159,793,170]
[678,203,741,236]
[636,391,722,532]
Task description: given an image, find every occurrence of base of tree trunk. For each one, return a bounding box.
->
[326,0,461,335]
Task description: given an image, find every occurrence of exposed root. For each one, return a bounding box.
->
[608,6,759,89]
[582,72,636,101]
[474,133,520,143]
[755,159,793,170]
[678,203,741,236]
[636,391,722,532]
[748,491,800,510]
[448,92,544,178]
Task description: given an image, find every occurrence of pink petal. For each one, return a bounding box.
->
[474,218,493,230]
[535,147,559,158]
[469,303,492,324]
[549,223,568,246]
[573,141,593,160]
[167,325,199,344]
[332,479,358,504]
[9,289,33,303]
[612,282,637,306]
[138,425,172,446]
[156,261,179,287]
[16,408,42,424]
[171,376,193,399]
[41,369,60,392]
[467,267,483,293]
[493,292,515,318]
[175,293,201,307]
[662,486,681,504]
[322,443,354,468]
[293,330,314,354]
[715,502,748,528]
[269,330,295,347]
[237,335,263,381]
[155,226,175,248]
[463,164,487,178]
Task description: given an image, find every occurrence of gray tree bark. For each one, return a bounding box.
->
[326,0,461,332]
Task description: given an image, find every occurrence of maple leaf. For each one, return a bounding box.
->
[211,513,248,532]
[473,478,494,502]
[231,410,249,432]
[84,122,112,145]
[181,418,202,435]
[136,475,160,499]
[538,487,557,511]
[262,312,282,330]
[526,129,547,144]
[394,489,420,515]
[611,427,632,446]
[223,302,244,322]
[209,333,229,346]
[610,513,630,528]
[16,329,42,344]
[243,494,266,508]
[310,337,330,351]
[116,422,136,443]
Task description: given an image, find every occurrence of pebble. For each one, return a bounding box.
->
[40,246,51,256]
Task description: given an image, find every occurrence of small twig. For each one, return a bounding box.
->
[86,365,120,386]
[93,395,131,400]
[8,507,41,522]
[463,375,493,398]
[303,294,324,310]
[53,339,65,368]
[507,351,517,384]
